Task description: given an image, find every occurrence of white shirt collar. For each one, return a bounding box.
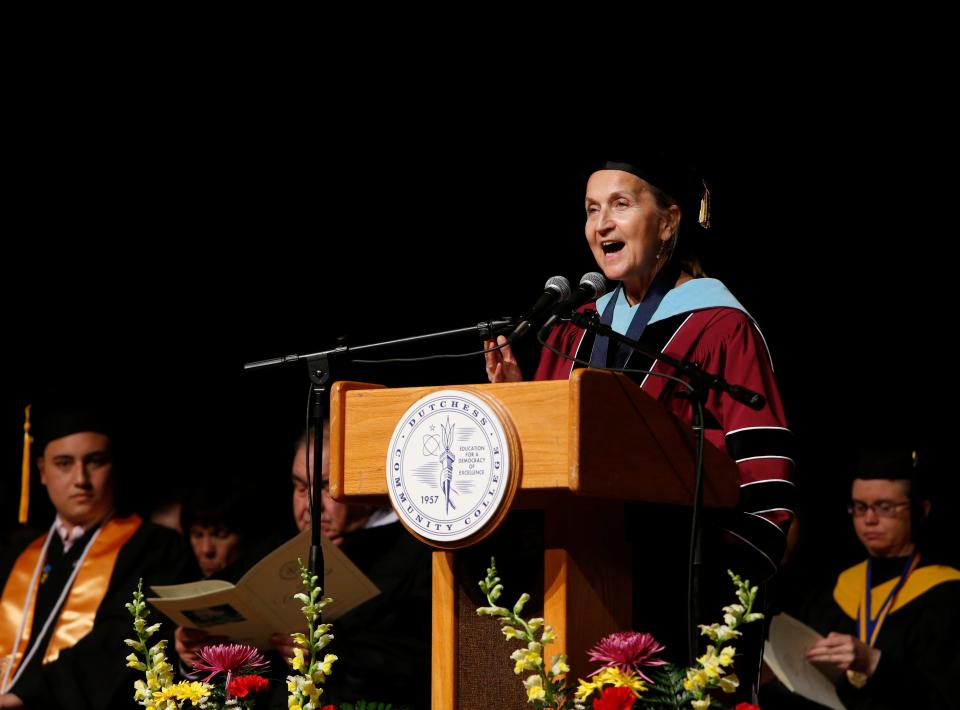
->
[53,516,88,553]
[53,511,112,553]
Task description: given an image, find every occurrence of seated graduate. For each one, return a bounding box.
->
[180,481,276,581]
[0,408,190,709]
[183,483,245,579]
[767,447,960,709]
[175,421,432,709]
[173,479,287,679]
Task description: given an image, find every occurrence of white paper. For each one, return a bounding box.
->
[148,529,380,648]
[765,613,846,710]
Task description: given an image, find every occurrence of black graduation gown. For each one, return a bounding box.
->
[0,519,190,709]
[761,556,960,710]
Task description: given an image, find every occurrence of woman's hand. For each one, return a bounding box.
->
[484,336,523,383]
[0,693,24,708]
[805,632,881,676]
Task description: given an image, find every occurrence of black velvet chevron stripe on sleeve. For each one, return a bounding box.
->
[725,426,794,463]
[722,511,789,577]
[739,479,796,515]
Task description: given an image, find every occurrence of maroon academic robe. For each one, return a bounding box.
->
[535,281,794,579]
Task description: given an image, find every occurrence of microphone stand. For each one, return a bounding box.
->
[243,317,516,589]
[565,309,763,665]
[243,319,516,372]
[306,351,330,599]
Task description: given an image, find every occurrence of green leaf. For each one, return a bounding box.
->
[644,664,692,709]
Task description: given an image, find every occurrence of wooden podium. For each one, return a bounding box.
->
[328,369,739,709]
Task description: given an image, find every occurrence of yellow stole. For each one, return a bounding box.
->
[0,514,141,687]
[834,559,960,621]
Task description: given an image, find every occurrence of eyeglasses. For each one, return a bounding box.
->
[847,501,911,517]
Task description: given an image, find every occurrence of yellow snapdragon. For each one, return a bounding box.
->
[523,674,546,702]
[125,581,176,709]
[287,560,337,710]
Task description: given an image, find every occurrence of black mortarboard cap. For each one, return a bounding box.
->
[35,409,114,454]
[854,448,922,482]
[601,153,710,228]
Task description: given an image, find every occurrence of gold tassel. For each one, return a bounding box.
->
[698,179,712,229]
[19,404,32,524]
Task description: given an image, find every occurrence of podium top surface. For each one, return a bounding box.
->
[328,370,739,508]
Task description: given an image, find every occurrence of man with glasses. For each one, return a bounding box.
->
[785,449,960,709]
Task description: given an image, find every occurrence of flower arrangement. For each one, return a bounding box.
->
[124,564,413,710]
[125,580,270,708]
[476,558,763,710]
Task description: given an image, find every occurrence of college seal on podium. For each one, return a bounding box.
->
[386,388,519,548]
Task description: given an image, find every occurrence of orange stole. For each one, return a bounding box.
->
[0,515,141,686]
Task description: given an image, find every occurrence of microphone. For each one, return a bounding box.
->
[538,272,607,337]
[506,275,571,342]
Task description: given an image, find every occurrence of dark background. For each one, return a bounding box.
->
[2,75,955,600]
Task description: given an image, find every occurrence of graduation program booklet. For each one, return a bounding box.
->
[764,612,846,710]
[147,529,380,648]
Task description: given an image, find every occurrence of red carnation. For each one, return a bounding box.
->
[226,673,270,698]
[735,704,761,710]
[593,685,635,710]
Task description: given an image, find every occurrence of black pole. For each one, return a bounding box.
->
[306,353,329,603]
[687,395,706,666]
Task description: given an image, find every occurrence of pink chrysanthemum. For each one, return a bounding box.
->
[587,631,667,682]
[193,643,269,683]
